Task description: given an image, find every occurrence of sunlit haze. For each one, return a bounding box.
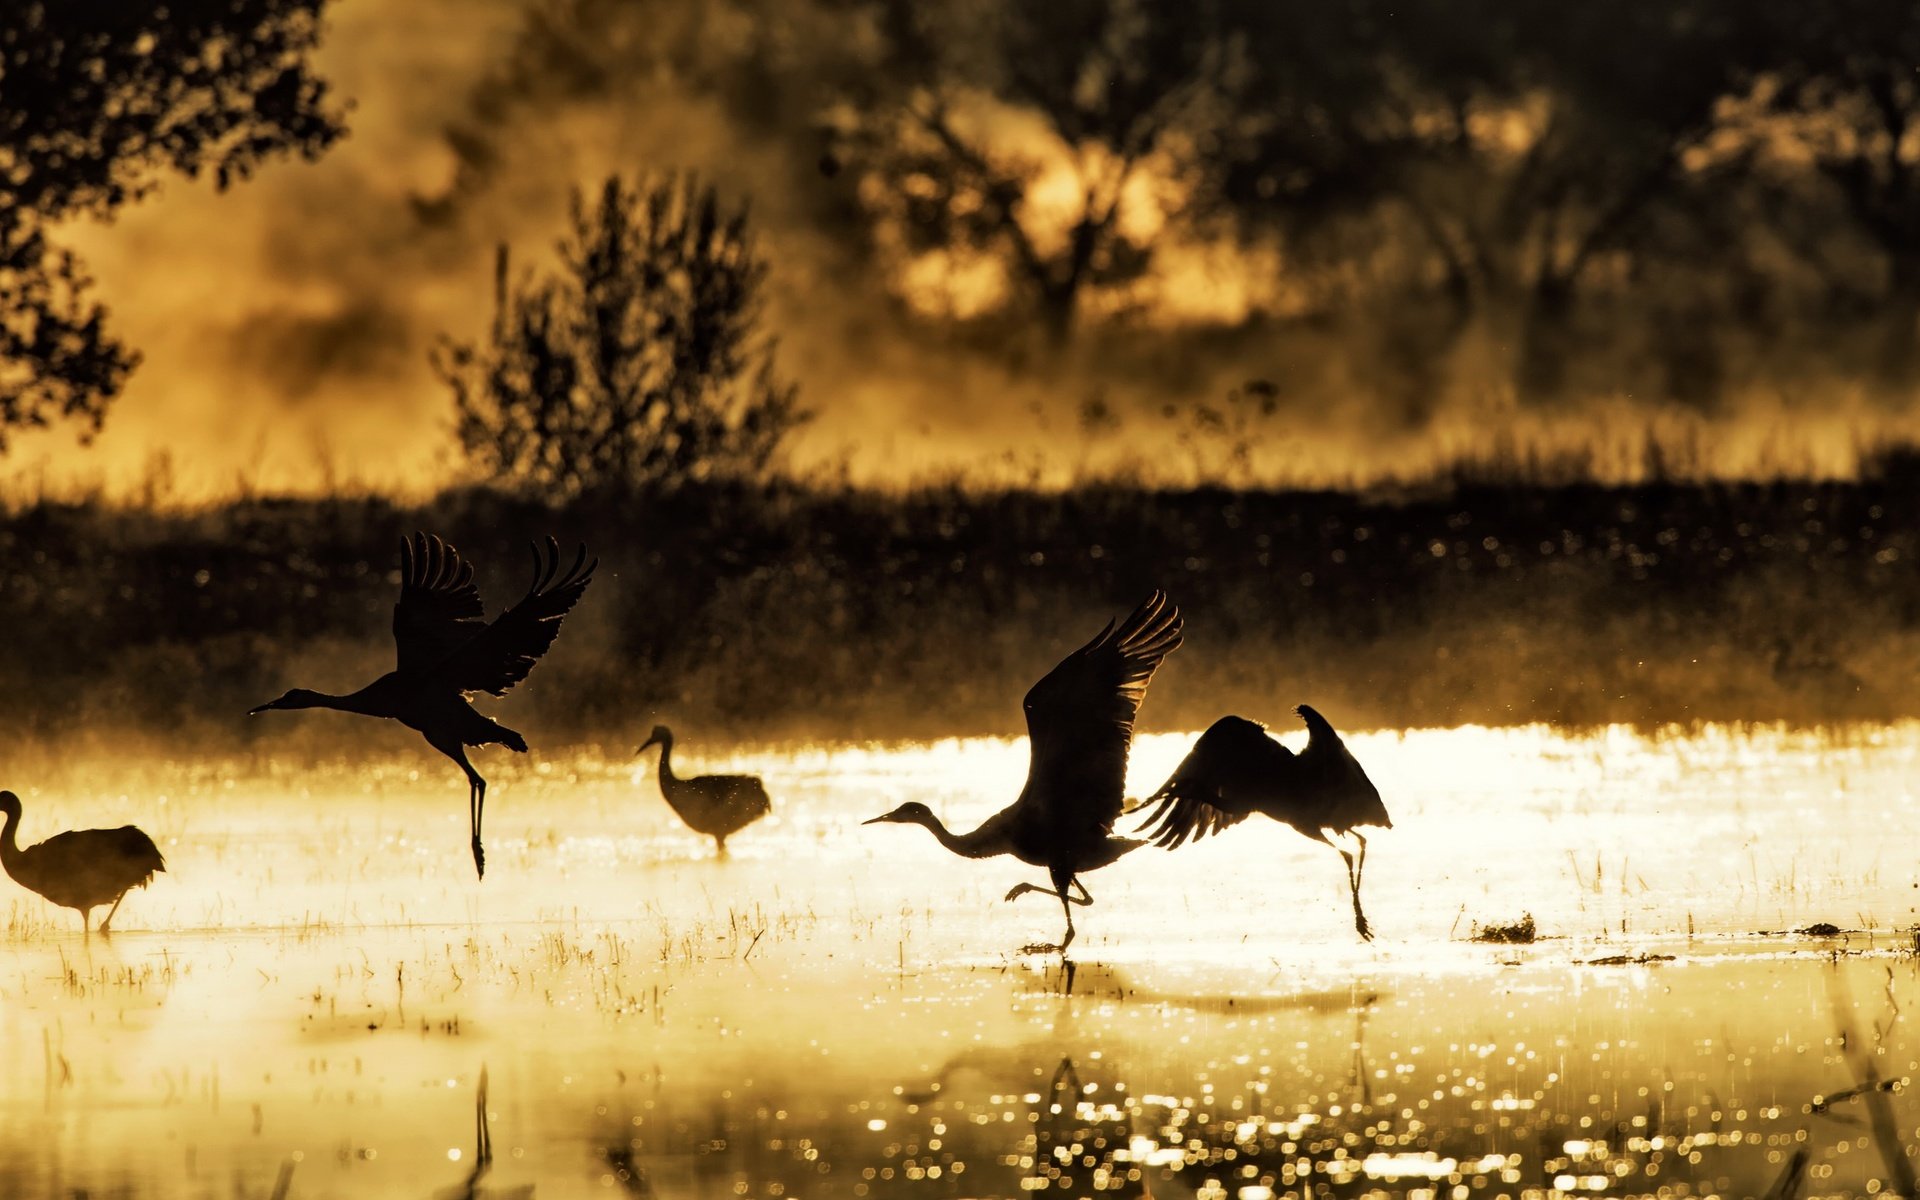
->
[8,1,1920,1196]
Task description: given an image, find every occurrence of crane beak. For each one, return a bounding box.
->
[636,739,658,755]
[246,702,272,715]
[861,814,891,825]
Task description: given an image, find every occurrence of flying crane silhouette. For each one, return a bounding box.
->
[1133,707,1390,939]
[637,725,771,854]
[249,533,595,879]
[0,790,166,933]
[864,591,1182,955]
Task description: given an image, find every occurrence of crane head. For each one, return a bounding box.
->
[0,791,16,818]
[636,724,673,754]
[862,801,934,827]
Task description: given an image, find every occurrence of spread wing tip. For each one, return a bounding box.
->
[525,538,596,595]
[399,530,474,591]
[1116,591,1183,657]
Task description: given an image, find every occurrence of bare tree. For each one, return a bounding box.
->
[1743,0,1920,379]
[1215,0,1770,398]
[435,174,806,496]
[827,0,1230,343]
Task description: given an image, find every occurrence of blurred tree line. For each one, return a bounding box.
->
[11,0,1920,488]
[5,471,1916,745]
[430,0,1920,484]
[813,0,1920,379]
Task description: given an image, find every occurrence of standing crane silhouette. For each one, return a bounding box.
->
[1133,707,1390,939]
[0,791,166,933]
[864,591,1182,955]
[248,533,595,879]
[636,725,771,854]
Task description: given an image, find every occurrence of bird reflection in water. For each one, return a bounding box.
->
[890,964,1385,1197]
[1027,1057,1151,1198]
[601,1140,652,1196]
[434,1067,532,1200]
[1122,994,1381,1197]
[894,1043,1148,1198]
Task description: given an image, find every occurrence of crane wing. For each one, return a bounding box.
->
[1295,704,1392,830]
[1135,715,1292,848]
[434,538,597,697]
[30,827,166,889]
[1015,591,1183,838]
[105,825,167,874]
[393,533,487,674]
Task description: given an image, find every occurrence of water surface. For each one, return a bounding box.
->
[3,723,1918,1197]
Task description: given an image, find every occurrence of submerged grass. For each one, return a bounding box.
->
[1470,914,1539,944]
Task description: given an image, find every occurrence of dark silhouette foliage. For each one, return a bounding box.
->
[0,0,345,448]
[3,467,1920,747]
[436,174,807,497]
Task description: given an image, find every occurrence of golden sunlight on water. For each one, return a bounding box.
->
[2,722,1919,1196]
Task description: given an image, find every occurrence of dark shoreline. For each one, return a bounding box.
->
[4,475,1912,746]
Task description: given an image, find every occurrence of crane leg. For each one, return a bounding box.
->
[470,775,487,880]
[435,739,491,879]
[443,743,488,880]
[1017,876,1092,957]
[1339,846,1373,942]
[1005,879,1093,906]
[99,893,127,934]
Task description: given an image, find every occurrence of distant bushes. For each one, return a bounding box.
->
[3,474,1918,750]
[434,175,807,498]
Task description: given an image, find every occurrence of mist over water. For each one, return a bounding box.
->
[4,723,1917,1196]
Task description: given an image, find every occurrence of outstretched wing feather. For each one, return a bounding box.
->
[437,538,597,696]
[1015,591,1183,840]
[1294,704,1393,830]
[393,532,487,674]
[1135,716,1292,848]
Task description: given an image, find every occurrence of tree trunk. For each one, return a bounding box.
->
[1516,274,1576,401]
[1879,251,1920,385]
[1038,281,1078,345]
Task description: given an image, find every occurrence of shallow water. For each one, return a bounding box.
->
[3,723,1920,1197]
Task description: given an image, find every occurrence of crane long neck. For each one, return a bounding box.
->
[911,811,1001,859]
[290,687,389,718]
[655,737,677,786]
[335,686,397,717]
[0,806,21,873]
